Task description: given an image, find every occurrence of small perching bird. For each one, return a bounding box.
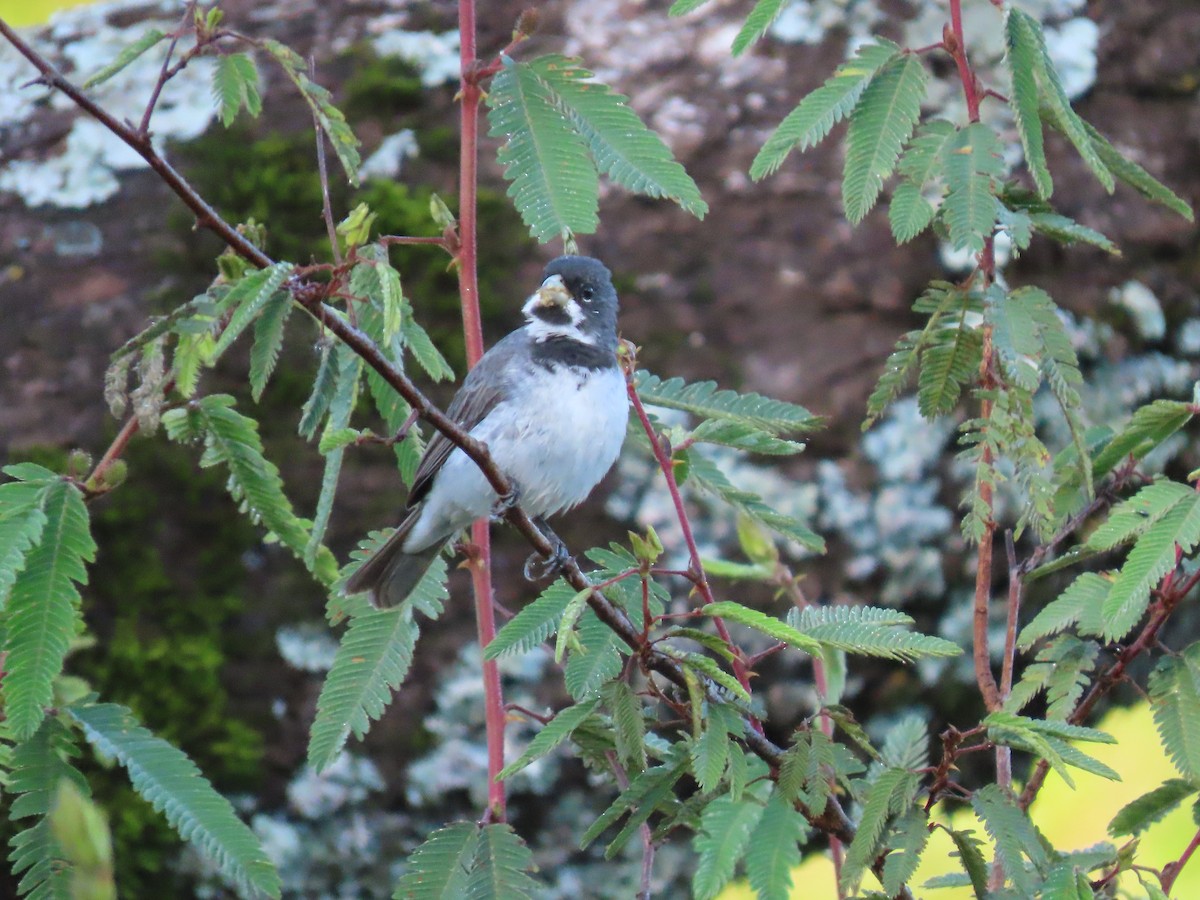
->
[345,255,628,608]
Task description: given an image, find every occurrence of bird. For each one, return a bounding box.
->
[345,255,629,609]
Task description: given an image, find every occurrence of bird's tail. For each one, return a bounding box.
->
[344,510,445,609]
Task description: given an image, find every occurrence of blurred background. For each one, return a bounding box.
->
[1,0,1198,895]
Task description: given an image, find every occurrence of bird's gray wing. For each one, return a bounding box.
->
[407,332,526,506]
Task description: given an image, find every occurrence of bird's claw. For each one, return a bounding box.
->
[490,486,520,522]
[523,521,572,581]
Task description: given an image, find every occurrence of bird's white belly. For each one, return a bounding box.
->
[405,364,628,548]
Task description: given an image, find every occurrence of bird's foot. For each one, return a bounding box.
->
[523,518,573,581]
[490,486,521,522]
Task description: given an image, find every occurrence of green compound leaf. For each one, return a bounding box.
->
[1150,644,1200,782]
[703,601,822,654]
[210,263,295,368]
[1109,779,1199,838]
[68,702,280,898]
[392,822,478,900]
[1018,572,1111,649]
[971,784,1049,895]
[212,52,263,127]
[841,768,917,892]
[731,0,789,57]
[888,180,936,244]
[842,53,928,225]
[0,478,50,605]
[248,289,293,402]
[941,123,1004,254]
[463,823,540,899]
[262,39,361,185]
[1081,120,1193,221]
[525,56,707,218]
[1103,491,1200,640]
[308,557,446,771]
[307,345,362,566]
[689,702,743,793]
[789,605,961,664]
[82,28,167,88]
[4,479,95,741]
[751,40,900,180]
[745,790,808,900]
[942,827,989,899]
[1028,212,1117,254]
[163,395,337,585]
[692,796,764,900]
[882,807,930,897]
[8,716,89,900]
[916,316,983,418]
[485,578,576,659]
[1004,9,1052,198]
[497,699,601,780]
[487,57,599,244]
[635,370,820,435]
[1093,401,1194,480]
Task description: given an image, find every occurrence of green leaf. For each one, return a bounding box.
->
[164,395,336,584]
[1089,480,1192,551]
[1006,635,1099,719]
[487,57,599,244]
[462,824,540,900]
[842,54,928,224]
[841,768,916,891]
[48,779,115,900]
[744,790,808,900]
[563,610,625,700]
[685,454,824,552]
[249,290,293,402]
[691,797,764,900]
[888,180,935,244]
[392,822,478,900]
[401,314,455,383]
[971,784,1049,894]
[751,40,900,180]
[526,56,707,218]
[634,371,820,435]
[882,809,930,897]
[1081,120,1193,221]
[941,123,1004,253]
[703,601,822,655]
[1018,572,1111,648]
[210,264,295,362]
[580,747,688,850]
[1028,212,1118,254]
[307,345,362,566]
[68,703,280,898]
[212,52,262,127]
[81,28,167,88]
[668,0,711,15]
[790,605,961,661]
[497,700,601,780]
[261,39,361,185]
[689,420,805,456]
[942,827,989,899]
[4,480,95,741]
[308,557,446,771]
[669,649,751,704]
[1093,402,1194,479]
[1103,491,1200,640]
[1109,779,1199,837]
[1004,9,1052,198]
[603,680,646,773]
[0,479,50,605]
[1150,644,1200,781]
[8,716,89,900]
[690,702,743,792]
[731,0,788,57]
[485,579,575,659]
[916,319,982,417]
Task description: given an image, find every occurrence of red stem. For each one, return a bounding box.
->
[457,0,505,823]
[1162,825,1200,894]
[625,375,762,733]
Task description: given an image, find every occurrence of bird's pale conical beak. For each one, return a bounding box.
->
[528,274,571,312]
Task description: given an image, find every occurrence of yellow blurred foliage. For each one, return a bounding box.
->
[719,702,1197,899]
[0,0,97,28]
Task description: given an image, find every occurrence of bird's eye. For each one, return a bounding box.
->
[580,286,595,302]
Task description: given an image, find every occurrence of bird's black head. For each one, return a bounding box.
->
[523,255,619,351]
